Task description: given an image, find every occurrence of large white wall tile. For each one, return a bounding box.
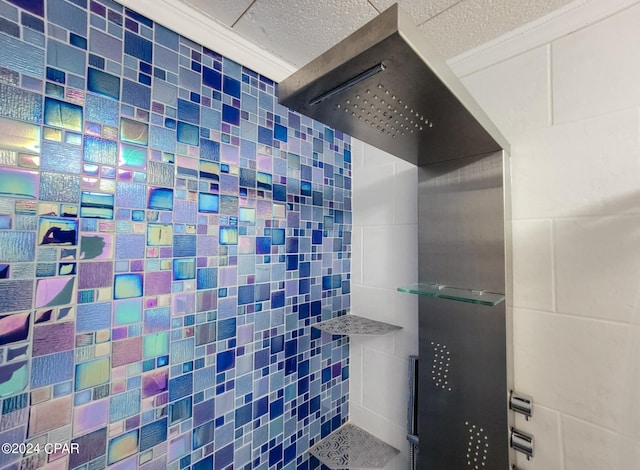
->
[511,219,554,311]
[393,160,418,225]
[553,3,640,123]
[361,348,410,426]
[351,226,363,285]
[514,309,639,435]
[510,108,640,219]
[462,45,550,138]
[514,406,564,470]
[562,416,640,470]
[554,216,640,323]
[353,162,395,226]
[349,403,408,470]
[361,225,418,289]
[349,341,364,406]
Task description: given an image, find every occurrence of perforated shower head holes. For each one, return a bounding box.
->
[335,84,433,138]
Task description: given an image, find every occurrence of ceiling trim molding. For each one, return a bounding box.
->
[447,0,640,77]
[116,0,297,82]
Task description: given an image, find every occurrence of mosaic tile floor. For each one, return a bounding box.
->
[313,314,401,336]
[309,422,400,469]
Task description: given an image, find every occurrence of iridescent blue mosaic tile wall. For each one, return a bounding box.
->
[0,0,352,468]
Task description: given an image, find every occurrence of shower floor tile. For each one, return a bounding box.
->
[312,314,402,336]
[309,422,400,469]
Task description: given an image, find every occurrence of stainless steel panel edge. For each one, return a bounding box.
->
[278,4,509,166]
[417,151,513,469]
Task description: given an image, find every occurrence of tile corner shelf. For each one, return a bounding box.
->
[397,283,505,307]
[312,314,402,336]
[309,422,400,469]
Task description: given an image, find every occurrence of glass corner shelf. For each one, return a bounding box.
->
[397,283,505,307]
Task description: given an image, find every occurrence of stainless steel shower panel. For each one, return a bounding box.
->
[417,151,514,469]
[278,4,509,166]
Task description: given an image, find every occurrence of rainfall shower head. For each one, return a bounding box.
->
[278,4,509,166]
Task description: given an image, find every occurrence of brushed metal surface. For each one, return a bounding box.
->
[278,4,509,166]
[417,151,513,469]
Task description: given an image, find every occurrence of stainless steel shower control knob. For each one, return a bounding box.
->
[509,390,534,420]
[510,428,534,460]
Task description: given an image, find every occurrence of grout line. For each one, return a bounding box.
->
[231,0,258,28]
[548,42,555,126]
[549,218,557,313]
[515,306,636,327]
[558,412,567,470]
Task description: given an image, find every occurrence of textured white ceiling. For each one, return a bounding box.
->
[177,0,576,66]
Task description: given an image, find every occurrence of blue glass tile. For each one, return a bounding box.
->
[115,234,145,259]
[0,34,45,77]
[173,257,196,280]
[114,273,143,299]
[47,0,86,35]
[177,98,199,125]
[7,0,43,16]
[88,56,103,73]
[219,226,237,245]
[139,418,167,451]
[138,72,151,85]
[31,350,74,387]
[70,32,87,49]
[77,302,111,332]
[47,39,85,75]
[216,350,234,373]
[197,193,218,213]
[80,191,114,219]
[0,232,35,262]
[173,235,196,257]
[274,123,287,142]
[196,267,216,290]
[202,66,221,90]
[86,68,120,100]
[270,335,283,354]
[40,172,81,203]
[258,126,272,146]
[116,182,146,209]
[176,121,199,146]
[125,8,152,27]
[256,172,271,191]
[83,136,117,165]
[44,97,82,131]
[148,187,173,210]
[256,237,271,255]
[168,373,192,402]
[221,104,239,125]
[155,23,178,50]
[0,16,18,36]
[122,78,150,109]
[124,31,152,62]
[271,290,285,308]
[222,75,240,98]
[46,66,65,83]
[217,318,235,340]
[200,139,220,161]
[0,84,42,123]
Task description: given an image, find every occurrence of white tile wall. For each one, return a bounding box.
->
[351,3,640,469]
[461,45,551,139]
[456,3,640,469]
[350,142,418,469]
[552,3,640,124]
[512,219,554,311]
